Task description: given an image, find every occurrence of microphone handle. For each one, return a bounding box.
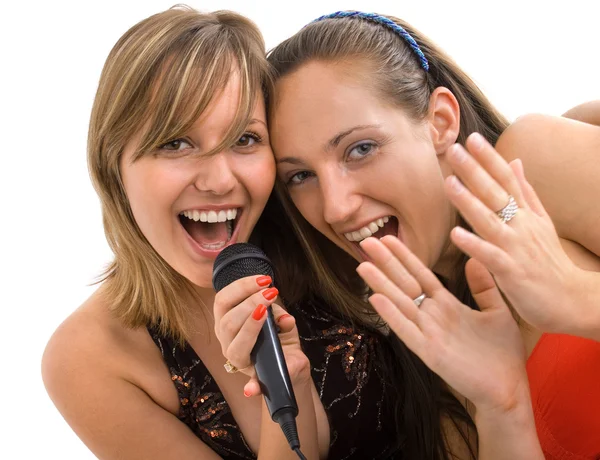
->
[251,306,299,420]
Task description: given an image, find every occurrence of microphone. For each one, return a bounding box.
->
[212,243,303,456]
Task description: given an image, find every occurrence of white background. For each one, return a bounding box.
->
[1,0,598,458]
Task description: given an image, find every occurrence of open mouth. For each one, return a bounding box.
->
[344,215,400,257]
[179,208,240,252]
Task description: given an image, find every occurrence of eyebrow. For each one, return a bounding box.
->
[277,124,382,165]
[249,118,267,128]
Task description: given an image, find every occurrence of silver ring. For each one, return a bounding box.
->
[413,293,427,307]
[496,195,518,224]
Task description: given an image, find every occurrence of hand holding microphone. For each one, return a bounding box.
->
[212,243,310,458]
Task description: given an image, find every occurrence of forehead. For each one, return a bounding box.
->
[270,61,391,147]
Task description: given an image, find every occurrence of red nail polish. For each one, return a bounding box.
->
[252,304,267,320]
[277,314,291,323]
[243,390,251,398]
[256,275,272,287]
[262,287,278,301]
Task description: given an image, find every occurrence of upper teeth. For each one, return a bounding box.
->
[180,208,238,223]
[344,216,390,242]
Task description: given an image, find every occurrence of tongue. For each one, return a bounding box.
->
[185,220,229,246]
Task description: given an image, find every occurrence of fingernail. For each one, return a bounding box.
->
[252,304,267,320]
[262,287,278,301]
[243,390,252,398]
[451,144,467,163]
[453,226,470,241]
[450,175,464,193]
[277,314,291,323]
[256,275,272,287]
[513,158,525,178]
[469,132,484,150]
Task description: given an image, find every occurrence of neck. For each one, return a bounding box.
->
[182,285,218,335]
[432,240,463,281]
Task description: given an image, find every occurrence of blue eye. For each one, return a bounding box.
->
[159,138,193,151]
[288,171,314,185]
[347,142,375,160]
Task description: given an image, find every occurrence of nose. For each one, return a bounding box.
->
[194,153,237,196]
[320,170,362,226]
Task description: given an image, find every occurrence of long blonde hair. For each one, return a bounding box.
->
[88,5,273,342]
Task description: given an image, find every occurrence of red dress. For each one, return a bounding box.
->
[526,333,600,459]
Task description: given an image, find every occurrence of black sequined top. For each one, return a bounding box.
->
[148,299,401,459]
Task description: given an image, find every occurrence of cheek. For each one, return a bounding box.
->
[122,162,183,234]
[238,152,276,203]
[289,188,324,229]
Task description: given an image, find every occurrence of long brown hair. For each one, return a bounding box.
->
[266,12,510,459]
[88,5,273,343]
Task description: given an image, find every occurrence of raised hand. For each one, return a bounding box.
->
[444,132,587,335]
[356,236,529,413]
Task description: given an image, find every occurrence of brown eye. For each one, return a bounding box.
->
[235,132,261,147]
[159,139,192,151]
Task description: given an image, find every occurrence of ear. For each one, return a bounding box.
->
[427,87,460,155]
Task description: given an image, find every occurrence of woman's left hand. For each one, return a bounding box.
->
[444,132,584,334]
[357,236,529,413]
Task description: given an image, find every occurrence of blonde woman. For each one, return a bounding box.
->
[41,7,403,460]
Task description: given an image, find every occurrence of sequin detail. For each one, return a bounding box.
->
[290,301,398,459]
[149,331,255,459]
[148,298,400,460]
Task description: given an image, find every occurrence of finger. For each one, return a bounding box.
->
[243,377,262,397]
[225,304,269,372]
[377,236,446,297]
[272,304,296,334]
[445,175,515,245]
[446,142,512,213]
[217,287,279,346]
[357,261,420,321]
[450,226,513,277]
[358,237,423,300]
[464,132,527,206]
[368,293,425,350]
[213,274,272,324]
[464,258,508,313]
[509,159,547,217]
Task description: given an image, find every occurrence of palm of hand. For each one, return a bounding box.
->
[417,293,526,411]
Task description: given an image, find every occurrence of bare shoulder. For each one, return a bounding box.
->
[41,287,215,459]
[495,113,600,255]
[42,286,154,395]
[496,113,600,169]
[43,288,120,388]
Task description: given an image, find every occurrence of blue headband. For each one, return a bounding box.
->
[310,11,429,72]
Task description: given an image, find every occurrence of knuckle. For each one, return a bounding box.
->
[221,316,238,338]
[226,348,240,365]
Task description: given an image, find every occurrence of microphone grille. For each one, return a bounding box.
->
[212,243,274,292]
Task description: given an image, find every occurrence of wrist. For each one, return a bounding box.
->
[474,374,532,421]
[567,268,600,340]
[475,393,543,460]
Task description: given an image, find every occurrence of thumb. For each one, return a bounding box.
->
[465,258,507,312]
[271,304,296,334]
[243,377,262,398]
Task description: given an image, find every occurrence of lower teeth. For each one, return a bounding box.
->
[201,241,227,250]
